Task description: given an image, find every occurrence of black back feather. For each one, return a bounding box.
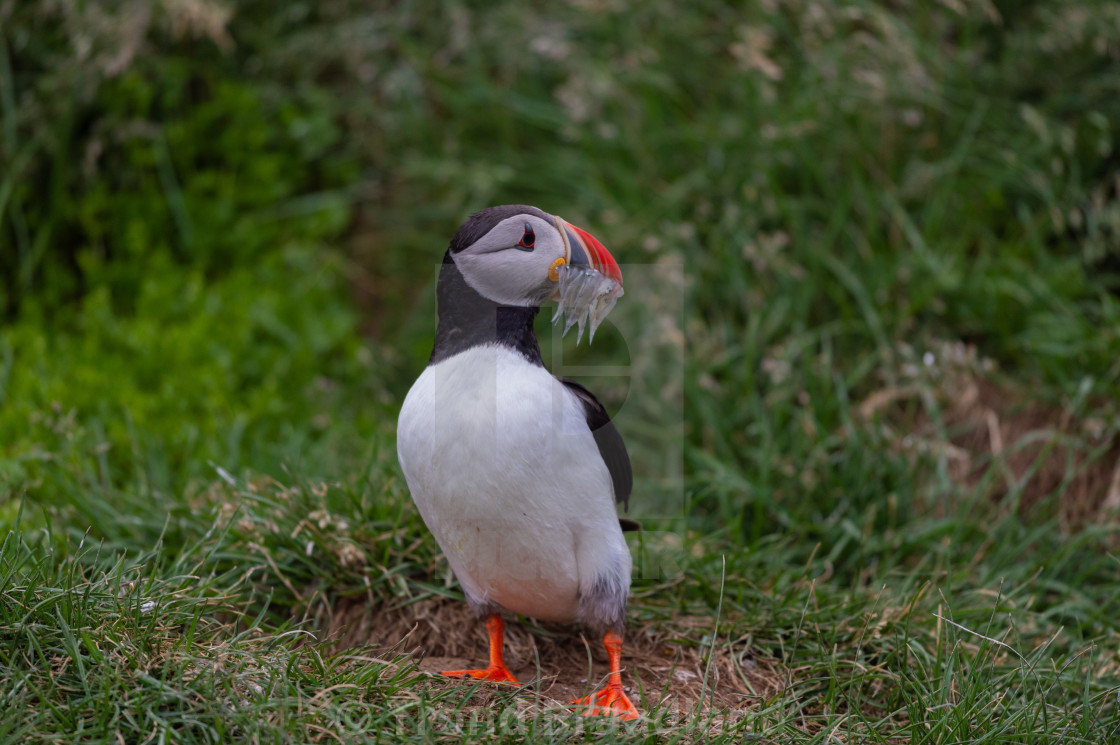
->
[557,377,633,510]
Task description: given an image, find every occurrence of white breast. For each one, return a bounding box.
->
[396,344,630,622]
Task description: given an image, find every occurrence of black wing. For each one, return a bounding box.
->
[557,377,633,511]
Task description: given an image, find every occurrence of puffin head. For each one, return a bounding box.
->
[448,205,623,341]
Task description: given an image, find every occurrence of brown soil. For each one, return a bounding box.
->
[323,597,783,718]
[860,348,1120,528]
[940,377,1120,523]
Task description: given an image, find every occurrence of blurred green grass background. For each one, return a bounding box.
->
[2,1,1120,741]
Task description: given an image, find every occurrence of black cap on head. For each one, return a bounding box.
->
[449,205,552,253]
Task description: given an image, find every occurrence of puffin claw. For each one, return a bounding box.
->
[571,682,640,720]
[441,665,520,685]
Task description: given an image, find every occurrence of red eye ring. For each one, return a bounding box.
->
[517,223,535,249]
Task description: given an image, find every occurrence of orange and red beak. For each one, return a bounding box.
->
[555,217,623,286]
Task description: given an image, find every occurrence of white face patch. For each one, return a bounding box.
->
[453,214,566,307]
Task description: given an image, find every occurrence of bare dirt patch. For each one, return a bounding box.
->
[323,597,782,716]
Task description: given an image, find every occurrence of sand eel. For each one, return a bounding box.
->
[396,205,640,720]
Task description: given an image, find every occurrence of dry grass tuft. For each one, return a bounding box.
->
[861,341,1120,529]
[936,376,1119,524]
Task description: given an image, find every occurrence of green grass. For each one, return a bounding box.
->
[3,0,1120,742]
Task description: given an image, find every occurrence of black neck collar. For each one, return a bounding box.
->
[429,250,544,367]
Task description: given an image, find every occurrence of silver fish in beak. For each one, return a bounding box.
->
[549,218,624,343]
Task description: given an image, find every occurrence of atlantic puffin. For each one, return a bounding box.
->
[396,205,640,720]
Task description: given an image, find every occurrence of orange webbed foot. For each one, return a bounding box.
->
[571,682,640,720]
[571,630,642,720]
[441,615,519,685]
[441,664,519,684]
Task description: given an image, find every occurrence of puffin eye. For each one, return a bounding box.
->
[517,223,535,250]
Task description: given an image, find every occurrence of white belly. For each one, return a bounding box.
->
[396,344,630,622]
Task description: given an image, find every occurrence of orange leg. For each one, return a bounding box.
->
[571,631,641,720]
[441,614,519,684]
